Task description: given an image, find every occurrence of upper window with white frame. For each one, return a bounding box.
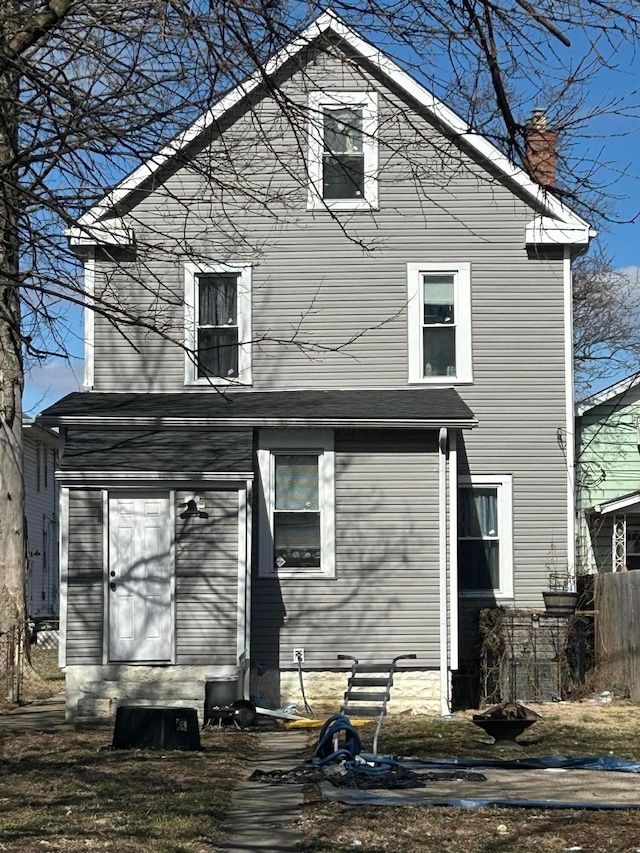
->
[308,91,378,211]
[184,262,252,385]
[258,430,335,577]
[407,262,472,383]
[458,474,513,598]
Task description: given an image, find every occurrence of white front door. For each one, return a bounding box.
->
[108,493,172,662]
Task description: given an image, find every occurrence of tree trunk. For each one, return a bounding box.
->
[0,0,28,702]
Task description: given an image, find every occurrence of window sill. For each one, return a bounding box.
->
[307,198,378,212]
[408,377,473,385]
[261,568,336,580]
[184,377,252,387]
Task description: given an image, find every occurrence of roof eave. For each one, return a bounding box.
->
[38,415,478,429]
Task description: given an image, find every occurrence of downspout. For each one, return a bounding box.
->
[438,427,450,715]
[564,246,577,588]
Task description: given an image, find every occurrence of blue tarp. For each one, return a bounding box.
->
[395,754,640,774]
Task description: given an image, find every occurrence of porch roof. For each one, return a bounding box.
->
[591,490,640,515]
[39,388,477,430]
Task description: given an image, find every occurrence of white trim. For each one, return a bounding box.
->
[75,11,590,245]
[169,489,177,665]
[525,216,593,248]
[407,262,472,384]
[237,487,248,675]
[67,220,134,247]
[307,90,378,210]
[83,254,95,390]
[593,491,640,515]
[101,489,109,665]
[58,487,69,669]
[438,428,450,716]
[576,373,640,416]
[458,474,514,599]
[45,415,478,429]
[257,429,335,578]
[564,248,576,584]
[448,431,459,672]
[184,262,252,386]
[56,471,253,484]
[242,479,253,699]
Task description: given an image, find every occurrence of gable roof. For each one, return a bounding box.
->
[576,373,640,416]
[68,9,592,248]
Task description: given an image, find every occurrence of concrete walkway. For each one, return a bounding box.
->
[216,729,309,852]
[0,698,309,851]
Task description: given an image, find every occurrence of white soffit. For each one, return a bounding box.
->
[73,8,591,246]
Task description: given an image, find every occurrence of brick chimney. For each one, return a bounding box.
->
[525,108,557,187]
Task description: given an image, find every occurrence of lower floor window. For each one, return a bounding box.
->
[458,474,513,597]
[258,430,335,577]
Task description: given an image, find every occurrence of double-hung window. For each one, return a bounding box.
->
[407,263,472,383]
[184,262,252,385]
[308,91,378,210]
[457,474,513,597]
[258,430,335,577]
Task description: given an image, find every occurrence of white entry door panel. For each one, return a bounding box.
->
[108,494,172,662]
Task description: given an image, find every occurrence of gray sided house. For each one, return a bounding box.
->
[576,376,640,575]
[40,11,592,722]
[23,419,61,620]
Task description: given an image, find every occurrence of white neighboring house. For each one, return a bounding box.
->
[23,418,62,622]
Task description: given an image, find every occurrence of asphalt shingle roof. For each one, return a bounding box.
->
[39,389,475,427]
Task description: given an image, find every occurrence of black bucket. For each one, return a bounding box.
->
[205,678,239,724]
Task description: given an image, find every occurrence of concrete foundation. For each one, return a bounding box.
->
[253,668,442,714]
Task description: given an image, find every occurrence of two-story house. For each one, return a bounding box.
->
[39,11,592,722]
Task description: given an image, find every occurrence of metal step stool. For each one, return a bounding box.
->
[337,653,416,756]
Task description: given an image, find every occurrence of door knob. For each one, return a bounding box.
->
[110,582,116,591]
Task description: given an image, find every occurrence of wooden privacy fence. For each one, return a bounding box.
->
[594,572,640,702]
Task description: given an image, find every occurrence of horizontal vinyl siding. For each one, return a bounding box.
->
[89,48,569,615]
[252,430,440,669]
[66,490,104,664]
[61,428,253,473]
[175,490,239,665]
[93,50,554,396]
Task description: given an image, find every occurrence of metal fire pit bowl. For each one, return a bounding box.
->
[472,715,537,749]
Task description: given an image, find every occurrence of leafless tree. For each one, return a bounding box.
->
[574,252,640,396]
[1,0,639,697]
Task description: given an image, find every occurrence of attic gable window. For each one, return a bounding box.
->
[407,262,473,384]
[308,91,378,211]
[184,262,252,385]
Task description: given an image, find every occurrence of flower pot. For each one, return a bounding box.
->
[542,590,579,616]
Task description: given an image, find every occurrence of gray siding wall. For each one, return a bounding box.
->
[252,430,440,669]
[175,489,240,665]
[89,47,569,615]
[65,487,241,666]
[66,490,103,664]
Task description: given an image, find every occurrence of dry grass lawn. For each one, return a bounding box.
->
[296,703,640,853]
[6,651,640,852]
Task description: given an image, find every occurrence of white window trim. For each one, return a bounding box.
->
[184,262,252,385]
[307,90,378,211]
[458,473,513,599]
[407,262,472,384]
[258,429,335,578]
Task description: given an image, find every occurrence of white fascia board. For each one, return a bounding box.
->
[592,491,640,515]
[75,9,589,238]
[576,373,640,416]
[66,220,134,247]
[43,415,479,429]
[55,470,254,484]
[526,216,593,248]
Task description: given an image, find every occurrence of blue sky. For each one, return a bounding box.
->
[22,20,640,416]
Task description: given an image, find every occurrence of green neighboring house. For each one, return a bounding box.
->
[576,376,640,574]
